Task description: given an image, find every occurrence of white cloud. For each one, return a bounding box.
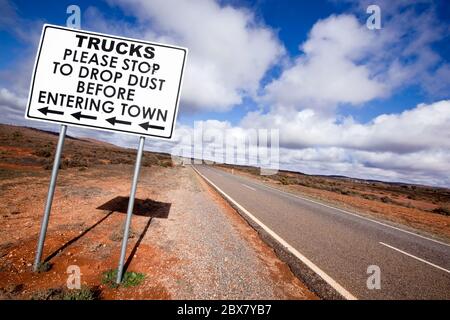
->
[241,100,450,153]
[0,1,43,96]
[263,3,450,112]
[92,0,285,112]
[0,0,43,44]
[351,0,450,97]
[230,99,450,186]
[263,14,387,112]
[0,88,27,123]
[279,147,450,187]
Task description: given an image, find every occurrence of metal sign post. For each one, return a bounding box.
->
[33,124,67,271]
[116,136,146,283]
[33,9,79,271]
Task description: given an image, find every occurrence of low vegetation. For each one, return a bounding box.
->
[30,286,100,300]
[0,124,173,170]
[102,269,145,288]
[35,261,52,273]
[109,227,137,242]
[432,206,450,216]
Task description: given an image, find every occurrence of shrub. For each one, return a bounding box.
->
[36,261,52,273]
[102,269,145,288]
[12,131,22,140]
[31,286,99,300]
[63,286,99,300]
[33,148,52,158]
[362,194,377,201]
[380,196,392,203]
[109,229,136,242]
[159,160,173,168]
[340,190,351,195]
[31,288,61,300]
[432,206,450,216]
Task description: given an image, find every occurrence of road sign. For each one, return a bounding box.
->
[26,24,187,139]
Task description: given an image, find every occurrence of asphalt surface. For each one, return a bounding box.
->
[193,165,450,300]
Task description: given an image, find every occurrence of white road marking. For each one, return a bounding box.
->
[379,242,450,274]
[242,184,256,191]
[209,167,450,248]
[192,165,357,300]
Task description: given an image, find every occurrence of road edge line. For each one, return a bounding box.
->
[379,242,450,274]
[214,167,450,248]
[192,165,357,300]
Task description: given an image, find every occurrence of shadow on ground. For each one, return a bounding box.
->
[97,196,171,218]
[43,197,171,265]
[96,196,172,272]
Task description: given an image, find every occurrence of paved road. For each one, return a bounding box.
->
[193,165,450,299]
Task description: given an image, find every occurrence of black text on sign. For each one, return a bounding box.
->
[26,25,187,139]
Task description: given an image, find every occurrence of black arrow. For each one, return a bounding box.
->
[38,107,64,116]
[71,111,97,121]
[139,122,165,131]
[106,117,131,126]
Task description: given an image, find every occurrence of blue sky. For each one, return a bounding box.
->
[0,0,352,125]
[2,0,447,124]
[1,0,450,186]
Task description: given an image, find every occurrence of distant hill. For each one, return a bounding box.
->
[215,162,450,217]
[0,124,172,171]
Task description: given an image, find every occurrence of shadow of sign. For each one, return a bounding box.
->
[97,196,171,218]
[43,197,171,265]
[43,211,114,263]
[97,196,171,273]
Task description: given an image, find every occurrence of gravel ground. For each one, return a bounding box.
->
[0,164,315,299]
[137,165,315,299]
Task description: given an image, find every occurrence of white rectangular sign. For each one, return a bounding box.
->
[26,24,187,139]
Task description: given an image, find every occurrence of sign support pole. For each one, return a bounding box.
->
[32,10,82,272]
[33,124,67,271]
[116,136,146,284]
